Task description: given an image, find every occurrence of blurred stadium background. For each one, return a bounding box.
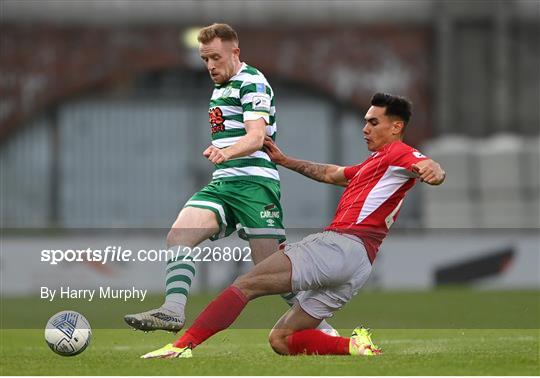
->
[1,0,539,299]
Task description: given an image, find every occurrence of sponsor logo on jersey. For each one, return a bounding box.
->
[253,94,270,112]
[256,83,266,93]
[413,151,426,159]
[209,107,225,134]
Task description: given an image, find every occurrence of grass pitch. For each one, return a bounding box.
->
[1,290,539,375]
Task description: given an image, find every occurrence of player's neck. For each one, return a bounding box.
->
[233,61,244,76]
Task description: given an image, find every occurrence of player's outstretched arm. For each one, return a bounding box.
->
[263,137,348,187]
[412,159,446,185]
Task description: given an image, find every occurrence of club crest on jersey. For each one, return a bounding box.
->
[221,87,232,97]
[209,107,225,134]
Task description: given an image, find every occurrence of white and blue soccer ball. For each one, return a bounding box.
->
[44,310,92,356]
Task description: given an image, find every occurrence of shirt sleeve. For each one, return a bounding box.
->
[389,147,430,179]
[396,148,429,170]
[239,81,271,124]
[344,164,363,180]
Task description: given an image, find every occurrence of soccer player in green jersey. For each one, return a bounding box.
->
[125,23,336,335]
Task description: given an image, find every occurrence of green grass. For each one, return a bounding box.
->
[1,290,539,375]
[1,328,538,375]
[3,289,539,329]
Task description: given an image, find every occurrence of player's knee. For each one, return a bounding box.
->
[268,329,290,355]
[166,228,182,247]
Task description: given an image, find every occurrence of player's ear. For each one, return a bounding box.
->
[392,120,405,136]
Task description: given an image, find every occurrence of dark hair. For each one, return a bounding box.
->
[198,23,239,45]
[370,92,412,126]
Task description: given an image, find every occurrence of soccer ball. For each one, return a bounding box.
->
[44,310,92,356]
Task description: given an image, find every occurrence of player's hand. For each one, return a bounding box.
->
[203,145,230,164]
[263,137,287,164]
[412,160,445,185]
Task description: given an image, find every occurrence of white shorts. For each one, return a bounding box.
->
[283,231,372,319]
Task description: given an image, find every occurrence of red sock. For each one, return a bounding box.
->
[173,286,248,348]
[287,329,350,355]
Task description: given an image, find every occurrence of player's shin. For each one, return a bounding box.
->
[287,329,350,355]
[173,285,248,348]
[124,246,194,332]
[162,246,196,316]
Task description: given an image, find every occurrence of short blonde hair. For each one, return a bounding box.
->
[197,23,239,45]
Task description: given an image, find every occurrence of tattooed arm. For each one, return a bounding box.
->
[263,137,348,187]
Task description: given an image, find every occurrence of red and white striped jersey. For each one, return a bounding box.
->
[325,140,428,263]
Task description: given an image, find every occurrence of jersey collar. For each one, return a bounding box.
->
[377,140,401,153]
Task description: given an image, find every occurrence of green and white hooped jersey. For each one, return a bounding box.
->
[208,62,278,183]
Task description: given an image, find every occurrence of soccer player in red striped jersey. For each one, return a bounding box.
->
[141,92,446,359]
